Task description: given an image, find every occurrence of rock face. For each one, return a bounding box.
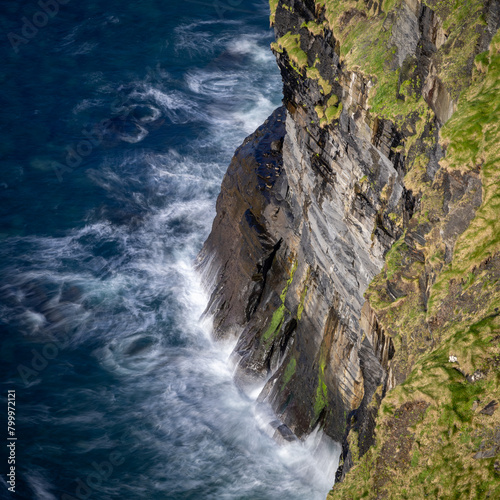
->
[199,0,500,497]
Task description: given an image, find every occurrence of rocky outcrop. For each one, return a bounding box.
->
[199,0,500,496]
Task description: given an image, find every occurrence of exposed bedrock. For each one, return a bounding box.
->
[198,0,500,478]
[198,81,408,442]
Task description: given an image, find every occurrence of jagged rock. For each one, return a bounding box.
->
[473,447,498,460]
[480,400,499,416]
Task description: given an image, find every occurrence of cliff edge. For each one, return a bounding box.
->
[198,0,500,497]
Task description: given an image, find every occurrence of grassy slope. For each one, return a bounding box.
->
[325,5,500,500]
[315,0,485,121]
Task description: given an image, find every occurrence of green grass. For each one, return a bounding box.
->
[324,102,343,123]
[334,11,500,499]
[262,304,286,344]
[297,283,308,320]
[383,233,408,280]
[281,357,297,390]
[314,348,329,419]
[306,66,332,95]
[422,0,485,100]
[333,314,500,498]
[262,260,298,344]
[269,2,500,497]
[312,0,486,125]
[427,30,500,317]
[327,94,338,107]
[301,20,325,36]
[271,32,308,73]
[269,0,279,25]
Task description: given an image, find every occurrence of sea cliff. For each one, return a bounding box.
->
[198,0,500,496]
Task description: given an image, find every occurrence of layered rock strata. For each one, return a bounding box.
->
[199,0,500,496]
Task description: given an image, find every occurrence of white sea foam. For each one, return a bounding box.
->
[118,122,149,143]
[227,34,275,63]
[71,97,106,115]
[174,19,240,57]
[230,94,278,134]
[186,70,241,97]
[71,41,99,55]
[129,85,204,124]
[131,87,191,111]
[25,471,57,500]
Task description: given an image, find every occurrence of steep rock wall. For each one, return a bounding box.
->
[199,0,500,496]
[199,0,408,440]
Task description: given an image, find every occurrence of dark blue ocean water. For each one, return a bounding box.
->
[0,1,338,499]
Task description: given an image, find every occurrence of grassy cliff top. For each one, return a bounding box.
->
[314,0,486,120]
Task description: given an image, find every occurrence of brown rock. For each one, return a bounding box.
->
[479,400,498,416]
